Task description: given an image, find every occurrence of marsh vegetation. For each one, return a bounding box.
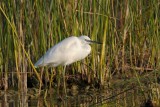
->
[0,0,160,106]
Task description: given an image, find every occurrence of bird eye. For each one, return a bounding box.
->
[85,39,90,42]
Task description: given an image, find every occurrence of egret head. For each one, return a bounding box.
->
[79,35,102,44]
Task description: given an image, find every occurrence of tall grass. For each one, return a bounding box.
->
[0,0,159,97]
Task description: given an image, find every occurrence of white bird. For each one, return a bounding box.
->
[34,35,101,67]
[34,35,101,94]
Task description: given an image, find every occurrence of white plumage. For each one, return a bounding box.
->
[34,35,101,68]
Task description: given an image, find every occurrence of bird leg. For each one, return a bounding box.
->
[63,65,67,95]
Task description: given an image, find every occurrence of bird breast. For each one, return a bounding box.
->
[63,41,91,65]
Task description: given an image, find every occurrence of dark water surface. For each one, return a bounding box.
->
[0,87,146,107]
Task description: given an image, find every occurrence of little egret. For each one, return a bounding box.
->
[34,35,101,94]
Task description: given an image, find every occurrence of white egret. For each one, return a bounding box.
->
[34,35,101,94]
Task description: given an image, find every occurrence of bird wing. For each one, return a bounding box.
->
[34,36,80,67]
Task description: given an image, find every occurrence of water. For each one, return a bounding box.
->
[0,87,146,107]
